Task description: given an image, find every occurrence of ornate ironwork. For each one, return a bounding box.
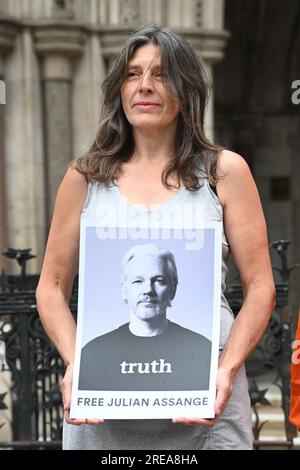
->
[0,292,65,447]
[226,239,299,449]
[2,248,36,279]
[0,250,77,449]
[0,241,298,449]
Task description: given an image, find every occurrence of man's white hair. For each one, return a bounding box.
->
[121,243,178,291]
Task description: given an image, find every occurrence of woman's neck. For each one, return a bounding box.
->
[131,126,176,165]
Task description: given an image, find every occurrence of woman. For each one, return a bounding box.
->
[36,24,275,450]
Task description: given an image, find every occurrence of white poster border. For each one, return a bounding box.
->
[71,219,222,419]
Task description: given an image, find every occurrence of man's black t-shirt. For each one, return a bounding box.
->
[78,322,211,391]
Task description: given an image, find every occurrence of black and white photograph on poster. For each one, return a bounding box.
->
[71,220,222,420]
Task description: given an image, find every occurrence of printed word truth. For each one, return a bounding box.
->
[120,359,172,374]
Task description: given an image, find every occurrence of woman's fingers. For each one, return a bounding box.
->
[172,417,217,426]
[61,365,104,425]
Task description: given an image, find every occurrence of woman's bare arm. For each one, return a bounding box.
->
[174,149,276,426]
[217,150,276,375]
[36,165,87,364]
[36,165,103,425]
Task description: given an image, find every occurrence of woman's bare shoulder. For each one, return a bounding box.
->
[57,162,88,201]
[65,160,88,185]
[216,150,255,208]
[50,162,89,223]
[217,149,251,177]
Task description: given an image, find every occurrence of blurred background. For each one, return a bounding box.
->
[0,0,299,449]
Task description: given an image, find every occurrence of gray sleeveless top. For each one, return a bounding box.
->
[81,174,234,348]
[63,174,237,450]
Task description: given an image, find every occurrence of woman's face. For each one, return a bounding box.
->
[120,43,179,131]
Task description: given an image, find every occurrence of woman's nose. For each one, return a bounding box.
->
[139,74,154,92]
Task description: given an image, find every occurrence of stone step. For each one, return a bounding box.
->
[251,387,299,447]
[253,409,287,438]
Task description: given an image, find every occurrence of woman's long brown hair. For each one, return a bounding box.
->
[75,24,223,190]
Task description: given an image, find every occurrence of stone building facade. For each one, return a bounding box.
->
[0,0,228,274]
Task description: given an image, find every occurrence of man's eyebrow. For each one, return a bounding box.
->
[128,275,166,280]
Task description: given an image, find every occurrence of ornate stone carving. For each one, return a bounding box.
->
[0,18,20,56]
[100,28,132,61]
[119,0,140,27]
[52,0,75,19]
[35,25,85,59]
[181,28,230,64]
[195,0,203,28]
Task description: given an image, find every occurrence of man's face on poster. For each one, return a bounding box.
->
[122,255,175,322]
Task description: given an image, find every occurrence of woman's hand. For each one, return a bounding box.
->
[172,367,233,426]
[61,363,104,425]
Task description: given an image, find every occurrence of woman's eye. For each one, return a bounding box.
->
[127,71,139,78]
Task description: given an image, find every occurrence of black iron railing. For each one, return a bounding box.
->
[226,240,299,449]
[0,243,298,449]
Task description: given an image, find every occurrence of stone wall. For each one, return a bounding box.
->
[0,0,227,273]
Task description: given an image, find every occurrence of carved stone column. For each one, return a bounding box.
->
[98,0,142,68]
[0,16,19,270]
[100,27,131,71]
[34,22,85,222]
[180,28,229,142]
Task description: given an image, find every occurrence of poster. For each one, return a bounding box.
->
[70,213,222,420]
